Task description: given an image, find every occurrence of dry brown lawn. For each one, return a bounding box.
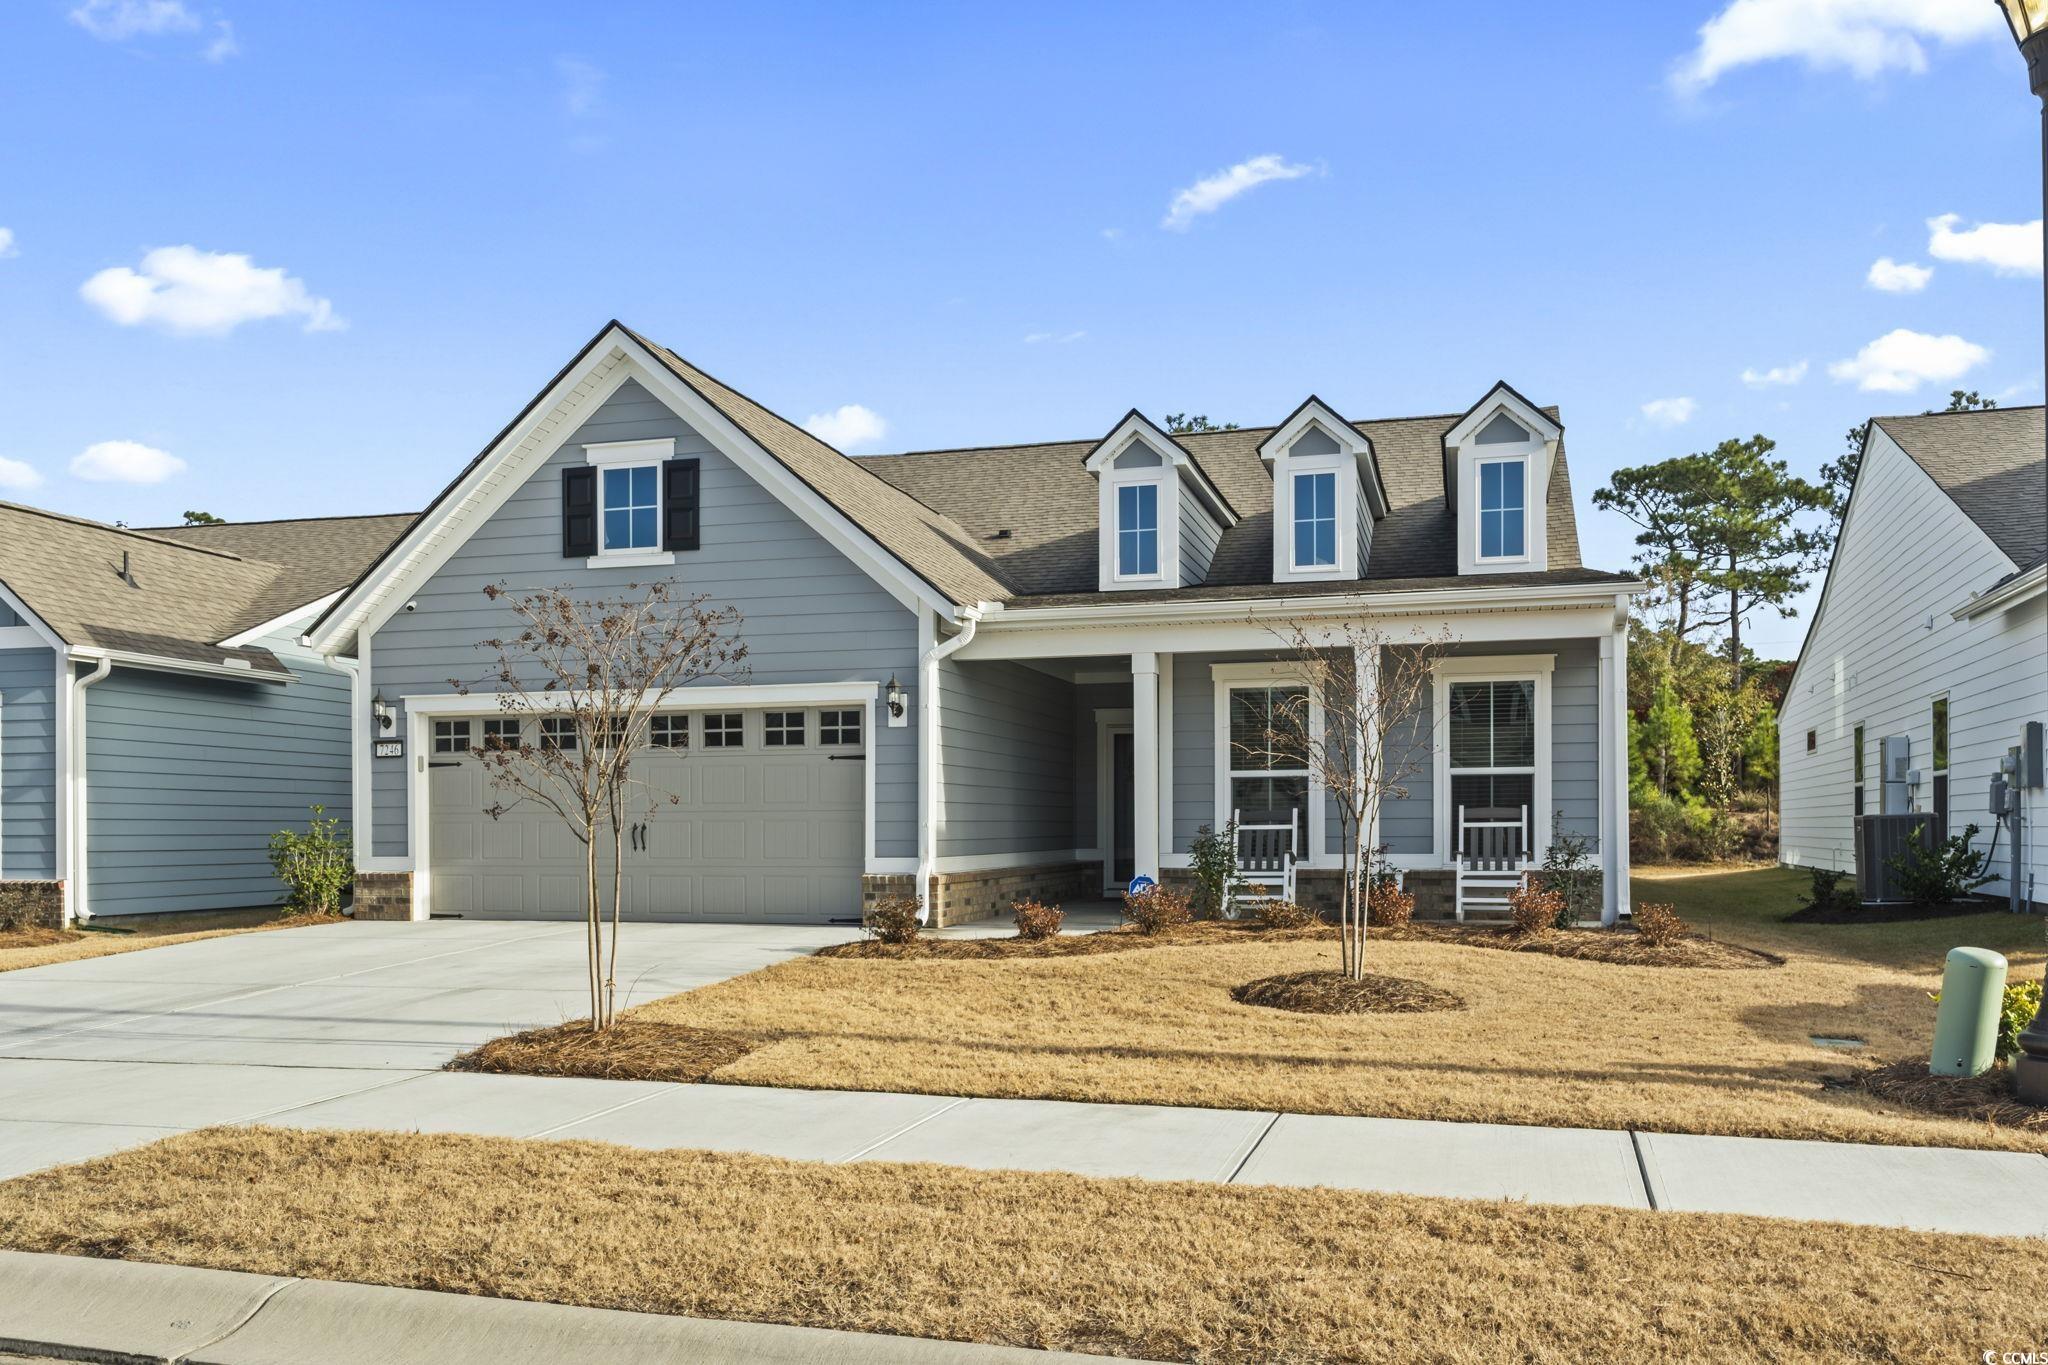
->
[621,867,2048,1152]
[0,911,343,975]
[3,1126,2043,1363]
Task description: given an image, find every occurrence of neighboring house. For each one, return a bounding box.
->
[304,321,1641,926]
[1780,406,2048,911]
[0,506,413,926]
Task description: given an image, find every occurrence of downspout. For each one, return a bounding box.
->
[914,607,981,924]
[66,652,113,922]
[330,654,369,870]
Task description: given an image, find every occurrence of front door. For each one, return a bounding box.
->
[1110,729,1136,890]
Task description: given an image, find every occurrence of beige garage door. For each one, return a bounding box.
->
[427,706,865,923]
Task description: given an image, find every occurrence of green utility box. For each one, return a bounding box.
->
[1931,947,2008,1077]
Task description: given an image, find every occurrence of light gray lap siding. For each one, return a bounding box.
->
[84,627,352,916]
[1178,495,1223,586]
[938,659,1075,857]
[0,647,57,879]
[368,378,921,861]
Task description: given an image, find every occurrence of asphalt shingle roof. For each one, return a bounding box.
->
[1873,406,2046,575]
[0,505,411,672]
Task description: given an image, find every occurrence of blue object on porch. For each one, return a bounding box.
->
[1126,875,1156,897]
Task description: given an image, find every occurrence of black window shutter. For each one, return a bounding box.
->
[663,457,700,551]
[562,466,597,557]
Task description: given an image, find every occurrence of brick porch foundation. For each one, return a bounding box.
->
[0,880,67,930]
[862,861,1099,929]
[351,871,415,921]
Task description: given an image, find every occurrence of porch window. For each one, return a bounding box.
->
[1116,483,1159,578]
[1227,683,1311,844]
[1448,679,1535,848]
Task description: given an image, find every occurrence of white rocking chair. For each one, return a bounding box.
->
[1454,804,1529,922]
[1225,807,1297,918]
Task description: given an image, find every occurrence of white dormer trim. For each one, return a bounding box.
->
[1442,382,1559,577]
[1259,397,1386,584]
[1083,412,1235,593]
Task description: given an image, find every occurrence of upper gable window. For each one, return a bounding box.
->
[1292,471,1337,569]
[602,465,660,552]
[1477,458,1527,560]
[1116,483,1160,578]
[1475,413,1531,444]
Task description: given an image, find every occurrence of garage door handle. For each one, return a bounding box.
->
[828,753,866,761]
[429,761,464,769]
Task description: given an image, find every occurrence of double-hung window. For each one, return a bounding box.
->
[1226,683,1311,846]
[1292,470,1337,569]
[1931,699,1949,840]
[1447,679,1536,848]
[601,464,660,554]
[1476,458,1527,561]
[1115,483,1159,578]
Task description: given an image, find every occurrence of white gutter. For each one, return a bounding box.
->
[914,606,981,922]
[975,578,1647,630]
[1952,563,2045,621]
[65,654,112,922]
[71,647,293,685]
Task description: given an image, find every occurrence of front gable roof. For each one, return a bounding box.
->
[1440,381,1562,509]
[1258,395,1390,518]
[1080,409,1238,525]
[1873,406,2045,575]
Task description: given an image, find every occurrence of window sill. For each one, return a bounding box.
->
[586,551,677,570]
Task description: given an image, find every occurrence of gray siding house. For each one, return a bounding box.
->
[306,322,1641,926]
[0,506,410,925]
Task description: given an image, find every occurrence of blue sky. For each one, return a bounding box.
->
[1,0,2040,659]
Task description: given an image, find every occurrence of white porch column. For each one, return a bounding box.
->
[1156,653,1174,866]
[1598,616,1630,925]
[1131,651,1160,882]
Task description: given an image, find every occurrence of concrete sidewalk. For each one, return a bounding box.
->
[0,1249,1139,1365]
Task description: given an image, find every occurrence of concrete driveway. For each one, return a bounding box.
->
[0,918,852,1178]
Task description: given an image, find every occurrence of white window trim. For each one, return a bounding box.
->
[584,436,677,569]
[1287,464,1343,574]
[1108,471,1171,585]
[1432,654,1554,867]
[1211,662,1324,867]
[1473,454,1532,566]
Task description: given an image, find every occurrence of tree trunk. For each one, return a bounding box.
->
[607,817,624,1028]
[584,835,601,1031]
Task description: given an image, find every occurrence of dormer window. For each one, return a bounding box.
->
[1291,471,1337,569]
[1476,458,1526,561]
[1116,483,1160,578]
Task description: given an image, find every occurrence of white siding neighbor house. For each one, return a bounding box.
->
[1779,407,2048,911]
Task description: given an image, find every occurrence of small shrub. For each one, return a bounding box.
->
[1633,900,1687,947]
[1124,882,1193,936]
[863,895,922,945]
[1188,821,1243,920]
[1539,823,1601,924]
[1800,866,1857,914]
[1508,883,1568,936]
[1012,899,1065,940]
[1630,790,1735,863]
[1366,872,1414,931]
[1888,824,1996,906]
[268,804,353,915]
[1252,898,1317,930]
[2000,979,2043,1061]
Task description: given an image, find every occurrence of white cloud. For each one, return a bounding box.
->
[69,440,186,485]
[201,18,236,61]
[1024,330,1086,345]
[1740,359,1808,387]
[802,404,887,451]
[1161,154,1317,231]
[557,56,605,117]
[0,458,43,491]
[69,0,198,39]
[1670,0,2001,94]
[1865,256,1932,292]
[1100,227,1124,242]
[1641,396,1698,427]
[1926,213,2043,277]
[1827,327,1990,393]
[81,246,343,336]
[0,228,15,260]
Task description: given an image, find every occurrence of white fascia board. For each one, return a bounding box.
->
[228,591,341,649]
[1952,563,2044,621]
[401,680,879,717]
[1084,416,1236,527]
[1443,383,1561,449]
[71,647,294,684]
[977,578,1645,629]
[0,580,68,652]
[1260,399,1387,520]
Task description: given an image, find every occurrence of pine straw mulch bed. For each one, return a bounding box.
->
[448,1019,760,1084]
[1231,970,1464,1015]
[817,920,1336,960]
[1852,1058,2048,1132]
[1383,922,1780,970]
[1784,900,1999,925]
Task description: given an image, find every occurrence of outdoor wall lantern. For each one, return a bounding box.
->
[371,691,397,735]
[885,675,907,727]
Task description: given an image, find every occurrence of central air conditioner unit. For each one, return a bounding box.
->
[1856,813,1935,903]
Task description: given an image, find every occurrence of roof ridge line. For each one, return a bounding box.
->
[140,511,419,530]
[0,500,246,561]
[855,407,1517,463]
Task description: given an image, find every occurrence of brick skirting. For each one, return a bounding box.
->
[0,880,66,930]
[862,861,1099,929]
[351,871,415,922]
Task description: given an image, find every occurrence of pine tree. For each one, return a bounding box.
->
[1742,697,1779,789]
[1641,679,1701,796]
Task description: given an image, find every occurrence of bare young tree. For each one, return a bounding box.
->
[453,580,746,1030]
[1247,620,1452,980]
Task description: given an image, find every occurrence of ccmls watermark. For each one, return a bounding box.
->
[1984,1350,2048,1364]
